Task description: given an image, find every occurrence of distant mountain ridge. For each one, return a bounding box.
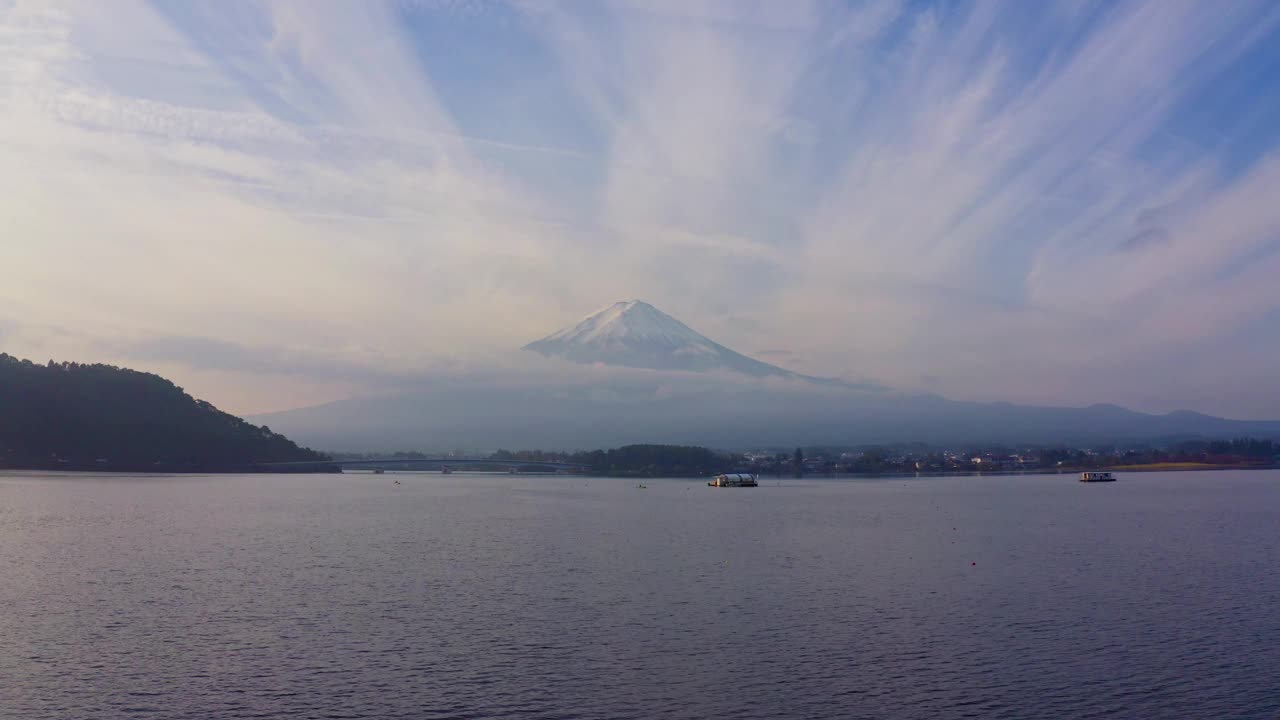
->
[247,301,1280,452]
[252,379,1280,452]
[524,300,801,378]
[0,354,328,471]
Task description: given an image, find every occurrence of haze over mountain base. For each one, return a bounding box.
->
[251,367,1280,452]
[249,301,1280,451]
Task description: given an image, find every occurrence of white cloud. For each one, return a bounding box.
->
[1,0,1279,419]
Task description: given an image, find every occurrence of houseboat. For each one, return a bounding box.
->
[708,473,758,488]
[1080,471,1116,482]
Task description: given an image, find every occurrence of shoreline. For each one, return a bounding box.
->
[2,464,1277,479]
[772,463,1279,480]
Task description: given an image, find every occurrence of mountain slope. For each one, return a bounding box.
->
[251,302,1280,451]
[253,376,1280,452]
[523,300,796,377]
[0,354,328,471]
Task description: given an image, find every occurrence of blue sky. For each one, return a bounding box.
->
[2,0,1280,417]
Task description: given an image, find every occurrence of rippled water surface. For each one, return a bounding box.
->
[2,470,1278,719]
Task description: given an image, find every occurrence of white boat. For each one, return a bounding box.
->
[708,473,758,487]
[1080,471,1116,482]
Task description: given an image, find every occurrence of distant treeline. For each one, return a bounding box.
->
[765,439,1280,474]
[1037,438,1280,469]
[1170,438,1278,458]
[0,354,329,472]
[345,436,1280,478]
[492,444,743,476]
[474,438,1280,476]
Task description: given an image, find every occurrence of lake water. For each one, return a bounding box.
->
[2,470,1278,719]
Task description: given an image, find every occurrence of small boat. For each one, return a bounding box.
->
[373,469,385,474]
[708,473,758,488]
[1080,471,1116,483]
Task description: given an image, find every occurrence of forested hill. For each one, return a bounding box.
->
[0,354,330,471]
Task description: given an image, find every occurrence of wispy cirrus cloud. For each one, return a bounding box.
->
[2,0,1279,417]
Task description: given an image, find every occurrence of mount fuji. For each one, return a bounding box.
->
[523,300,796,378]
[249,301,1280,451]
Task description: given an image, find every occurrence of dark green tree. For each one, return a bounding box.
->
[0,353,327,471]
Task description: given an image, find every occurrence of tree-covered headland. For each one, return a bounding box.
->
[0,354,330,472]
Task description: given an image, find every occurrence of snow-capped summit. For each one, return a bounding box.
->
[523,300,795,377]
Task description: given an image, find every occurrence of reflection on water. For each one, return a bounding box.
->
[2,470,1278,719]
